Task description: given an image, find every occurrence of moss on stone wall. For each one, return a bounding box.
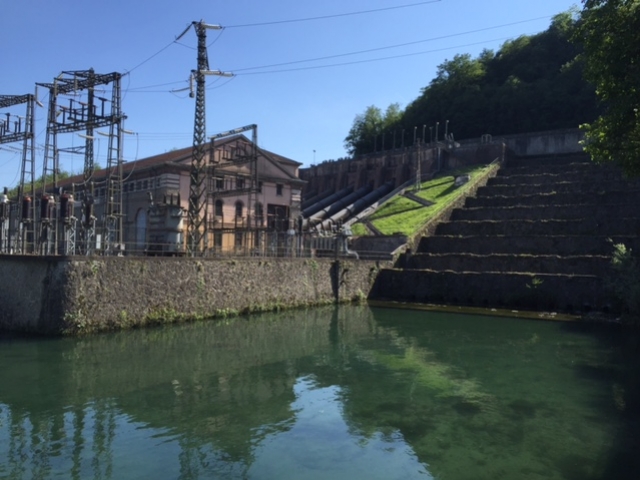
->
[0,256,386,335]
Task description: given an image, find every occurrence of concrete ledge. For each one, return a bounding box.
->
[0,256,387,335]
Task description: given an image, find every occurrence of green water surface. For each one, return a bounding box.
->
[1,306,639,479]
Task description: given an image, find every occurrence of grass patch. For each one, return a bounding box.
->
[361,164,489,236]
[350,223,369,236]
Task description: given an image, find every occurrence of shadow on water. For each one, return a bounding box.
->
[558,321,640,480]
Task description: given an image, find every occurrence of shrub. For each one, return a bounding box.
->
[607,242,640,324]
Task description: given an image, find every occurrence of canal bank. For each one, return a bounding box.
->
[0,255,385,335]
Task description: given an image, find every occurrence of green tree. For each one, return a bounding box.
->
[401,12,595,142]
[575,0,640,176]
[7,170,71,199]
[344,103,402,156]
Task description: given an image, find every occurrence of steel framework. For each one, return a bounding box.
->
[36,69,124,255]
[179,20,229,256]
[0,93,36,254]
[187,21,210,256]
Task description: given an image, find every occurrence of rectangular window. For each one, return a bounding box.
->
[258,181,263,193]
[214,232,223,247]
[216,177,224,190]
[234,232,244,247]
[236,177,245,189]
[276,184,283,196]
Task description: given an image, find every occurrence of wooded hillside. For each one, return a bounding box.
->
[345,12,599,156]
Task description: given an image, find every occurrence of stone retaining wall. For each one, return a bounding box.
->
[0,256,386,335]
[371,269,605,313]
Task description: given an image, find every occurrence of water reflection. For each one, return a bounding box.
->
[0,306,638,479]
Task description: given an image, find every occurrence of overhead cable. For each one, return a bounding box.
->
[231,15,552,73]
[234,36,523,75]
[224,0,442,28]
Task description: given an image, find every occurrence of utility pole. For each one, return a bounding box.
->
[179,20,232,256]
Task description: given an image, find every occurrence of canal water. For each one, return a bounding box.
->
[1,306,639,480]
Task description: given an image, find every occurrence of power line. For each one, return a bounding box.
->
[127,80,187,92]
[234,35,524,76]
[231,16,552,73]
[224,0,442,28]
[208,29,226,48]
[125,40,177,75]
[123,13,553,93]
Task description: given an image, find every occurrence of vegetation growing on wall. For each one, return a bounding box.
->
[607,243,640,324]
[345,12,598,156]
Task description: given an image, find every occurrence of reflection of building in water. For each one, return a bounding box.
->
[0,307,377,478]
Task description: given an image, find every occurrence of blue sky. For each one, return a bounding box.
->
[0,0,579,188]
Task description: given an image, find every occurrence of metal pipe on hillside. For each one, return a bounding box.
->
[301,189,334,212]
[316,183,393,231]
[301,186,353,219]
[303,185,371,230]
[320,185,372,220]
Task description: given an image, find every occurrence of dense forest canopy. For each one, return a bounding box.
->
[575,0,640,176]
[345,11,599,156]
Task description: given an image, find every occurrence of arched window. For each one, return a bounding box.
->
[235,200,243,218]
[215,199,224,217]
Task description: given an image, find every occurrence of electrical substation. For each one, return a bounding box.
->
[1,19,457,261]
[0,21,270,259]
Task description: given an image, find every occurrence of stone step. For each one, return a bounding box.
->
[451,204,640,221]
[465,190,640,208]
[487,170,630,186]
[498,162,603,177]
[371,269,606,312]
[475,180,636,197]
[507,154,590,168]
[417,234,640,256]
[435,218,640,237]
[406,253,612,276]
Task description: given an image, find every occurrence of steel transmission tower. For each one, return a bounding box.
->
[178,20,232,256]
[0,93,37,253]
[36,69,124,255]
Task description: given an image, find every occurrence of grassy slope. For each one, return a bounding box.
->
[352,165,488,237]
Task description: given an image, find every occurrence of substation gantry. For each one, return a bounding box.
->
[0,93,37,254]
[176,20,233,256]
[36,69,125,256]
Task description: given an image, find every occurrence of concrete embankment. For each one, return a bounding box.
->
[0,255,385,335]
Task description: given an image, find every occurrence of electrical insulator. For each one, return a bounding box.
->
[84,198,94,227]
[60,193,73,221]
[22,196,31,220]
[40,195,50,219]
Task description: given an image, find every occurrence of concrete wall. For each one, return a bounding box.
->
[500,129,584,157]
[0,255,386,335]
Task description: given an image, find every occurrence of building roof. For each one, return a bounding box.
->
[55,134,302,191]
